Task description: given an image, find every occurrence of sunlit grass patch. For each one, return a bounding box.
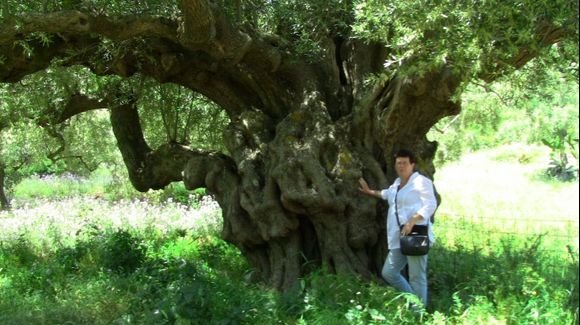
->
[436,144,579,224]
[13,173,102,200]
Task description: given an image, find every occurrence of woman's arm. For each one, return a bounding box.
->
[358,178,383,199]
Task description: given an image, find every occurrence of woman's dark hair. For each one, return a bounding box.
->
[394,149,416,164]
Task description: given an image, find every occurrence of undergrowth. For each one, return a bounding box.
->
[1,146,578,324]
[0,221,577,324]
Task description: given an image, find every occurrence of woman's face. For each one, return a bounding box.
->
[395,157,415,180]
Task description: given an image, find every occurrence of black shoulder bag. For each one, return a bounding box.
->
[395,189,430,256]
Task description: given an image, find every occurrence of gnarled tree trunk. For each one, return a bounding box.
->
[98,40,460,289]
[173,41,462,288]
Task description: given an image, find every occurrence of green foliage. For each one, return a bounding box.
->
[137,80,229,151]
[14,173,92,199]
[0,0,181,18]
[10,166,210,207]
[99,229,146,274]
[1,67,225,206]
[1,226,576,323]
[55,244,87,273]
[5,0,574,80]
[137,254,256,323]
[256,0,354,58]
[1,0,578,200]
[545,156,578,181]
[0,68,122,208]
[235,0,580,77]
[429,228,579,324]
[430,66,579,170]
[157,182,192,205]
[352,0,578,80]
[0,235,37,267]
[537,100,579,181]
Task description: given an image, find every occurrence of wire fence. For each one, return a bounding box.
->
[438,213,578,237]
[434,212,579,272]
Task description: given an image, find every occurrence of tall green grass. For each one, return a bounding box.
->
[436,144,578,221]
[1,220,576,324]
[0,144,578,324]
[11,166,206,206]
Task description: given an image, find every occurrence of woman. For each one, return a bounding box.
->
[359,149,437,307]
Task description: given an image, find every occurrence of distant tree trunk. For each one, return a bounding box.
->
[0,163,9,211]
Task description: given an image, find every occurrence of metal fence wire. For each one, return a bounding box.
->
[434,213,580,271]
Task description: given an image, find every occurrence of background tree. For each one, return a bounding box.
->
[430,63,579,171]
[0,0,577,289]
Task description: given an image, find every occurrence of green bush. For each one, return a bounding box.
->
[0,236,38,267]
[158,182,206,206]
[98,229,147,274]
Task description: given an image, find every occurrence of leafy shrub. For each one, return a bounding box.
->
[0,236,38,267]
[98,229,146,274]
[545,157,578,181]
[159,182,191,205]
[55,246,83,273]
[195,236,247,276]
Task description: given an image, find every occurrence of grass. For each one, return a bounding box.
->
[0,144,578,324]
[435,144,579,246]
[430,144,579,322]
[11,166,204,206]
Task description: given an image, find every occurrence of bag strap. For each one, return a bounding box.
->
[395,188,402,228]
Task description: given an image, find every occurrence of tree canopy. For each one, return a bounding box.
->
[1,1,577,83]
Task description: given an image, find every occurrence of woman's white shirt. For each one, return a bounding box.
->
[380,172,437,250]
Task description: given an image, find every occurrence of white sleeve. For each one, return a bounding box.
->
[416,177,438,220]
[380,189,389,201]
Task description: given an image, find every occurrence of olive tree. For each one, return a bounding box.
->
[0,0,577,288]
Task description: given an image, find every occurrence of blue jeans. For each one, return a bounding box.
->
[381,249,428,306]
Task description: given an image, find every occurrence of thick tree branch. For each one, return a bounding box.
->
[183,151,266,247]
[0,11,90,44]
[0,3,253,65]
[109,99,231,192]
[44,125,67,163]
[373,67,461,181]
[178,0,216,45]
[109,101,153,191]
[58,94,108,123]
[90,15,178,43]
[479,21,573,83]
[0,8,295,121]
[0,162,10,211]
[0,11,178,45]
[178,0,252,64]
